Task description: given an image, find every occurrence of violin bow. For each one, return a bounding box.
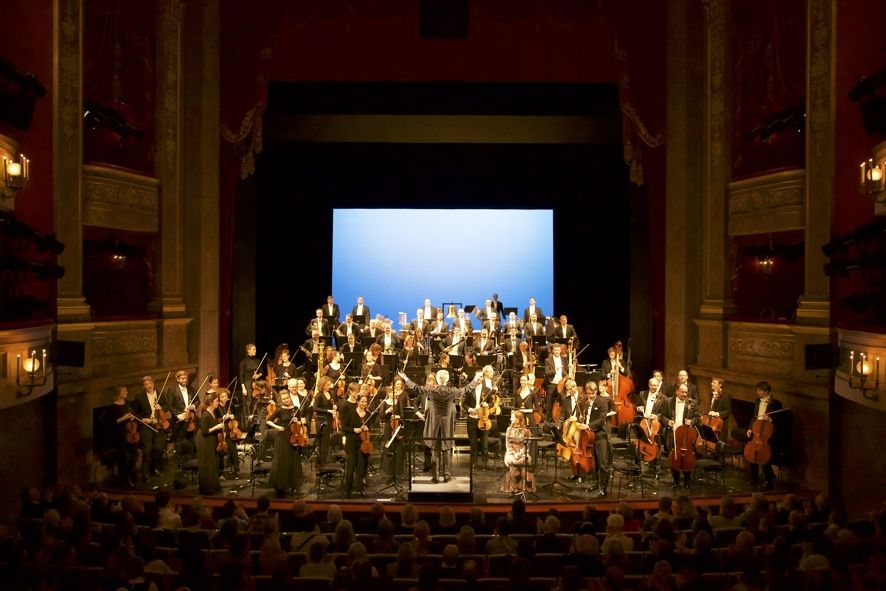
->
[157,371,172,405]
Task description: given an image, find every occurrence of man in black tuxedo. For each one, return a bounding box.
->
[375,323,401,353]
[544,343,568,416]
[665,369,698,403]
[635,377,665,477]
[602,347,629,383]
[336,314,361,344]
[548,315,578,346]
[411,309,430,335]
[491,293,504,320]
[428,310,449,354]
[323,295,340,328]
[351,296,370,326]
[660,384,701,489]
[170,370,198,463]
[131,375,166,480]
[706,377,732,444]
[733,381,783,490]
[421,298,437,322]
[570,381,611,496]
[340,333,363,355]
[522,296,544,325]
[306,308,331,337]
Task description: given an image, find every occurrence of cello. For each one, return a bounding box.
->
[699,414,724,453]
[744,417,774,465]
[668,424,698,473]
[569,397,596,477]
[634,415,660,462]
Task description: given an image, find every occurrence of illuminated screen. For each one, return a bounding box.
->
[332,209,554,326]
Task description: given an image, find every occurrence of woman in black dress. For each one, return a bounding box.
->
[267,389,303,496]
[514,374,541,428]
[381,378,409,484]
[197,392,225,495]
[312,376,337,465]
[106,386,139,487]
[217,389,240,478]
[343,394,372,497]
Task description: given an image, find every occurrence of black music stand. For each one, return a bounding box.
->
[535,425,572,495]
[448,354,464,368]
[352,314,365,326]
[476,354,497,367]
[342,353,363,376]
[319,336,333,348]
[377,419,412,498]
[513,436,541,502]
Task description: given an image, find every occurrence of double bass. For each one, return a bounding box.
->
[609,342,635,429]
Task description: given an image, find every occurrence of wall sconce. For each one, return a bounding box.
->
[757,254,774,275]
[849,350,880,400]
[111,254,127,270]
[859,157,886,203]
[1,153,29,200]
[16,347,48,396]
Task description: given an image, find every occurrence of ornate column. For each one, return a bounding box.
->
[150,0,186,319]
[53,0,90,322]
[796,0,835,325]
[695,0,734,371]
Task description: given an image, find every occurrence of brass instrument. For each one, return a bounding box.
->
[313,343,326,395]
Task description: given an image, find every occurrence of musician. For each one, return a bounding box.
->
[660,384,700,490]
[273,347,299,389]
[238,344,263,399]
[736,381,783,490]
[400,369,480,483]
[501,410,534,494]
[306,308,332,337]
[341,333,363,355]
[361,350,385,389]
[635,377,665,477]
[335,314,361,344]
[544,343,568,416]
[504,312,523,337]
[250,379,277,461]
[481,316,502,337]
[410,309,430,336]
[444,327,467,357]
[399,334,421,370]
[363,318,382,341]
[351,296,371,327]
[382,377,409,484]
[302,331,324,358]
[572,381,612,496]
[465,365,497,467]
[666,370,698,403]
[515,374,541,428]
[524,313,545,340]
[512,339,535,392]
[131,375,166,481]
[170,370,198,463]
[707,377,732,443]
[343,394,372,497]
[453,308,474,336]
[429,310,449,352]
[217,389,241,478]
[472,329,496,356]
[376,324,401,354]
[323,295,341,328]
[491,293,504,319]
[266,388,303,497]
[323,348,344,383]
[313,376,338,465]
[421,298,438,321]
[460,351,479,384]
[196,392,225,495]
[475,298,499,323]
[547,315,577,346]
[106,386,138,488]
[522,296,545,325]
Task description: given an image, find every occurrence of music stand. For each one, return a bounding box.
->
[377,419,412,498]
[319,336,333,348]
[696,423,719,455]
[352,314,365,326]
[535,425,572,494]
[513,436,541,502]
[465,305,476,314]
[382,353,399,369]
[342,353,363,376]
[448,354,464,368]
[503,307,518,316]
[476,354,497,367]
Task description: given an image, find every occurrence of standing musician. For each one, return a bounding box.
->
[351,296,371,327]
[514,374,541,428]
[323,348,344,383]
[363,318,382,341]
[361,348,385,388]
[196,392,226,495]
[602,347,628,384]
[217,389,241,478]
[312,376,338,465]
[504,311,523,337]
[475,298,499,324]
[415,373,437,472]
[421,298,437,321]
[574,381,612,496]
[636,377,665,478]
[399,334,421,370]
[343,394,373,498]
[453,308,473,336]
[522,297,545,325]
[382,377,409,485]
[106,386,139,488]
[306,308,332,337]
[433,351,454,385]
[503,328,522,356]
[707,377,732,444]
[400,369,480,484]
[512,339,534,392]
[273,346,299,388]
[170,370,198,463]
[473,329,496,356]
[429,310,449,354]
[481,314,502,337]
[323,295,341,330]
[660,384,700,490]
[524,313,546,341]
[410,309,430,336]
[666,369,699,403]
[548,315,578,347]
[544,343,568,417]
[250,379,277,462]
[501,409,534,494]
[131,375,166,481]
[465,365,497,467]
[238,343,263,401]
[376,324,401,354]
[734,381,783,490]
[266,388,303,497]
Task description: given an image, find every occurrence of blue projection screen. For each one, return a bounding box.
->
[332,209,553,326]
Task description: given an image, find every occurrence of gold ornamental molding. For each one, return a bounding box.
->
[82,165,159,232]
[92,328,157,357]
[727,169,806,235]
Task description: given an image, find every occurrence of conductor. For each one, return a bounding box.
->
[399,370,479,484]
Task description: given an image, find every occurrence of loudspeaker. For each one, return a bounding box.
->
[804,343,837,370]
[57,340,86,368]
[420,0,469,39]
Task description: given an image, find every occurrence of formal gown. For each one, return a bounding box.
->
[268,406,303,494]
[501,425,535,493]
[197,409,221,495]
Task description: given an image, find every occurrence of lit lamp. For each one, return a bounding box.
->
[16,348,48,396]
[859,157,886,203]
[757,254,774,275]
[1,153,30,199]
[849,350,880,400]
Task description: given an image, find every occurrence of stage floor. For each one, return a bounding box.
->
[102,438,791,506]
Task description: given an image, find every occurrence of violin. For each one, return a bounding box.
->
[126,419,140,444]
[360,427,374,454]
[227,418,243,441]
[216,416,228,453]
[668,424,698,472]
[744,417,774,465]
[186,407,198,432]
[290,419,308,447]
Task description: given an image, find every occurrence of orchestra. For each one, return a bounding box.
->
[98,295,790,501]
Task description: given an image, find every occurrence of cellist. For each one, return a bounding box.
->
[635,377,665,478]
[660,384,700,490]
[569,381,611,497]
[736,381,782,490]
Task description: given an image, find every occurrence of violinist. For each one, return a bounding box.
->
[734,381,782,490]
[217,389,240,478]
[107,386,138,488]
[571,381,611,496]
[635,377,665,478]
[323,348,344,383]
[312,376,337,464]
[660,384,700,490]
[250,379,277,462]
[515,374,541,428]
[382,377,409,485]
[238,343,263,400]
[343,394,372,498]
[267,388,303,497]
[170,370,198,464]
[196,392,225,495]
[544,343,567,415]
[131,375,165,481]
[465,366,495,467]
[273,347,298,388]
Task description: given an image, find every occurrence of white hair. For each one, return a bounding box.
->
[436,370,450,385]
